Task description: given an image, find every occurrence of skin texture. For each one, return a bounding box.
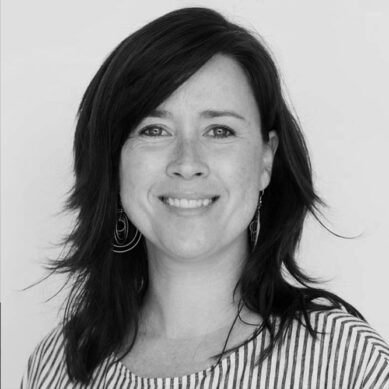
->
[119,54,278,376]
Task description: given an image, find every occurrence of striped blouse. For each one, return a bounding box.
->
[21,309,389,388]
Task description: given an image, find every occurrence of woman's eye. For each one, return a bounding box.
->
[138,126,169,137]
[207,126,235,138]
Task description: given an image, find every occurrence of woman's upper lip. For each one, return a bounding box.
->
[158,193,220,200]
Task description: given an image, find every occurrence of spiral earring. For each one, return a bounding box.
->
[249,190,264,250]
[112,208,142,254]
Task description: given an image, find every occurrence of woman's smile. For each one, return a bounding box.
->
[158,195,220,216]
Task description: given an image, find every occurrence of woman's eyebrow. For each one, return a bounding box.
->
[148,109,172,118]
[147,109,246,121]
[200,110,246,121]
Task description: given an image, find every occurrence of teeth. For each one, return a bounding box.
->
[164,197,214,208]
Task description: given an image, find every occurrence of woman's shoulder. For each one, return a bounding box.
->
[21,325,66,388]
[259,304,388,387]
[26,325,65,366]
[300,303,388,351]
[307,305,388,347]
[301,305,389,386]
[31,325,65,355]
[21,325,118,388]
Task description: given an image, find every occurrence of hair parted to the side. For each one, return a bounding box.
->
[49,7,364,383]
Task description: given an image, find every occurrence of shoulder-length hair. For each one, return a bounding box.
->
[51,7,363,383]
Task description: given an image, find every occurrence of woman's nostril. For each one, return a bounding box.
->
[167,151,210,179]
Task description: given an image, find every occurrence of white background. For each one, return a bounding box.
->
[2,0,389,387]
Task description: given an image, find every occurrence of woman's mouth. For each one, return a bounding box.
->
[159,196,219,209]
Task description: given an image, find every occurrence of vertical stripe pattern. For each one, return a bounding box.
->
[21,309,389,388]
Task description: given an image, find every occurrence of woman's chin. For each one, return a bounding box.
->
[172,246,212,261]
[158,238,219,262]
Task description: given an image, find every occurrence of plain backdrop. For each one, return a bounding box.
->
[2,0,389,387]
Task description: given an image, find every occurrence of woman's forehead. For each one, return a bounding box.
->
[149,54,260,123]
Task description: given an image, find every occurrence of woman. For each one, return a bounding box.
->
[22,7,389,388]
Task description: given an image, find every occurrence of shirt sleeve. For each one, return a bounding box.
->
[20,354,34,389]
[19,327,64,389]
[20,342,41,389]
[362,333,389,388]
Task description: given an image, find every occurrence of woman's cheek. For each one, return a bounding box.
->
[227,148,261,190]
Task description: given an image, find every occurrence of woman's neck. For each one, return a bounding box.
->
[140,238,249,340]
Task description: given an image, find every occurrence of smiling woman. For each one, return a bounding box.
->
[21,7,389,389]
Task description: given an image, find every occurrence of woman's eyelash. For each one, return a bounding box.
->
[138,126,169,137]
[207,126,236,138]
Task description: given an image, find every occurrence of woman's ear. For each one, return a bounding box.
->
[260,130,279,190]
[267,130,279,155]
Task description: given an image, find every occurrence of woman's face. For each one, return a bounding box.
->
[120,54,278,261]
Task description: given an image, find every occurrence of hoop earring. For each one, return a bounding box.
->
[112,208,142,254]
[249,190,264,250]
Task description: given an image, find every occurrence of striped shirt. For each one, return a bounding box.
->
[21,309,389,388]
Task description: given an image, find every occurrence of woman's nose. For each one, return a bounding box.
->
[166,138,210,179]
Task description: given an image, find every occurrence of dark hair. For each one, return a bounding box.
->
[50,7,364,383]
